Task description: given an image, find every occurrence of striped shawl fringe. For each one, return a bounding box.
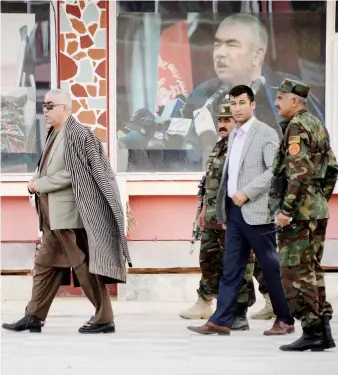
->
[63,116,132,283]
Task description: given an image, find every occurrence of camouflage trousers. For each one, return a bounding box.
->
[198,228,256,307]
[278,218,333,328]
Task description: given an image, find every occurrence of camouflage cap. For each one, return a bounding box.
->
[278,79,310,99]
[216,102,232,118]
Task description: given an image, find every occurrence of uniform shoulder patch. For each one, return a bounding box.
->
[288,135,300,144]
[288,143,300,156]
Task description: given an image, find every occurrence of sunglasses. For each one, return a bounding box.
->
[42,102,65,111]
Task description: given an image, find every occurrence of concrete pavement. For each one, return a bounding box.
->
[1,297,338,375]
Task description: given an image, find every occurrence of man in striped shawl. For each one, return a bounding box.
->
[2,89,131,334]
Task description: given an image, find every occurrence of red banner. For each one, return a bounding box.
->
[156,20,193,108]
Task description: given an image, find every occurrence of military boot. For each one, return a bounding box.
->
[322,316,336,349]
[279,323,325,352]
[251,293,276,320]
[179,296,214,319]
[232,303,250,331]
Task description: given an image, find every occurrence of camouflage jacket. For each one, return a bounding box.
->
[203,138,228,229]
[270,110,338,220]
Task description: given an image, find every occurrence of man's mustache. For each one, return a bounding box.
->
[219,127,227,133]
[215,57,228,68]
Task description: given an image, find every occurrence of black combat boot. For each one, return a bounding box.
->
[279,323,325,352]
[231,303,250,331]
[322,316,336,349]
[2,315,42,333]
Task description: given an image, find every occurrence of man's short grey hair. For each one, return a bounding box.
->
[287,92,308,105]
[218,13,268,51]
[46,88,72,109]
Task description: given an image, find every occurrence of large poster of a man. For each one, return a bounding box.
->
[116,7,326,172]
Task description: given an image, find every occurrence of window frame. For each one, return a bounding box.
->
[111,1,337,187]
[108,1,205,181]
[110,1,207,180]
[1,0,58,182]
[2,2,337,196]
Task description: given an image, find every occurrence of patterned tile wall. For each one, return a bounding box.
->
[57,0,116,297]
[58,0,108,144]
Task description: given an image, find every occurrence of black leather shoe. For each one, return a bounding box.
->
[78,322,115,334]
[279,324,325,352]
[2,315,42,333]
[323,316,336,349]
[231,303,250,331]
[231,316,250,331]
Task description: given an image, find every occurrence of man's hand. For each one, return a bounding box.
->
[222,224,226,230]
[27,180,38,193]
[197,206,207,230]
[276,212,291,227]
[232,190,248,207]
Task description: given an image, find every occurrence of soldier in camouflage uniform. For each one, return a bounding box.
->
[251,259,276,320]
[180,102,256,330]
[270,79,338,351]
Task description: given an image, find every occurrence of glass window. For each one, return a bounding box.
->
[116,1,327,173]
[1,1,53,174]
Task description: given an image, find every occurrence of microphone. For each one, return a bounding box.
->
[164,117,193,149]
[159,94,186,122]
[159,94,189,149]
[193,85,230,125]
[124,108,157,137]
[250,76,266,95]
[118,130,149,149]
[200,85,230,112]
[192,86,230,146]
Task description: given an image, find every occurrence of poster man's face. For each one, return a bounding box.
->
[213,24,259,86]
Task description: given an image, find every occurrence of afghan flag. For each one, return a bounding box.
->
[156,20,193,108]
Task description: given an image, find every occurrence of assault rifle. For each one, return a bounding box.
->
[190,175,206,254]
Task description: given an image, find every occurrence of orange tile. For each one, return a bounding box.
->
[88,23,98,36]
[67,41,78,55]
[72,100,81,113]
[100,10,107,28]
[70,18,86,34]
[88,48,106,60]
[80,99,88,109]
[59,53,78,80]
[71,84,88,97]
[87,85,96,97]
[78,110,96,125]
[99,80,106,96]
[94,127,107,142]
[73,52,87,60]
[59,34,66,52]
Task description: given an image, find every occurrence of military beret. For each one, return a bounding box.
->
[278,79,310,99]
[216,102,232,118]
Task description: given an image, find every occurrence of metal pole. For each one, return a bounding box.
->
[212,0,218,14]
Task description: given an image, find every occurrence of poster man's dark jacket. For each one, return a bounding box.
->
[183,68,324,141]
